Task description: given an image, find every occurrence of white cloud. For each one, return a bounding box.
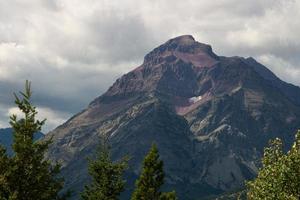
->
[7,106,70,133]
[258,54,300,85]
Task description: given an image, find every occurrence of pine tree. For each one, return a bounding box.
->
[81,137,128,200]
[0,81,66,200]
[131,144,177,200]
[246,130,300,200]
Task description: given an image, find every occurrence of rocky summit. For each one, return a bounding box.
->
[46,35,300,199]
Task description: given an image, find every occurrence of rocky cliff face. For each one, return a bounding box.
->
[46,35,300,199]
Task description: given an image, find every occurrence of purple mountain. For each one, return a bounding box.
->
[47,35,300,199]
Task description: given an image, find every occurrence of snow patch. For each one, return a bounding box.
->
[189,95,202,104]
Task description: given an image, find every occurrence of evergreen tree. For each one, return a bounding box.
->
[247,130,300,200]
[81,138,128,200]
[0,81,66,200]
[131,144,177,200]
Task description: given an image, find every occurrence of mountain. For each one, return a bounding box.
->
[46,35,300,199]
[0,128,44,155]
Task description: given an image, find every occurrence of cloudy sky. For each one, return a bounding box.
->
[0,0,299,132]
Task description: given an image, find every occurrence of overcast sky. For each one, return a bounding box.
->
[0,0,299,132]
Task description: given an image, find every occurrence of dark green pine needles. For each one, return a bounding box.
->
[131,144,177,200]
[81,139,128,200]
[0,81,66,200]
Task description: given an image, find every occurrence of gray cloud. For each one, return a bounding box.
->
[0,0,299,132]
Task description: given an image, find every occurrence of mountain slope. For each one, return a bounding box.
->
[46,35,300,199]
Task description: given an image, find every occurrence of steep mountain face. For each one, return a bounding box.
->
[46,35,300,199]
[0,128,44,155]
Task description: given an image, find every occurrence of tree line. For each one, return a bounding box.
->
[0,82,299,200]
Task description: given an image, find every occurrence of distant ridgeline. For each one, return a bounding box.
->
[0,128,44,155]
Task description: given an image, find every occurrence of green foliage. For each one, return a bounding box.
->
[159,191,177,200]
[247,130,300,200]
[0,81,66,200]
[131,144,177,200]
[81,138,128,200]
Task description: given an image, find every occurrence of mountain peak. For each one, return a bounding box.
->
[169,35,196,45]
[47,35,300,200]
[144,35,219,67]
